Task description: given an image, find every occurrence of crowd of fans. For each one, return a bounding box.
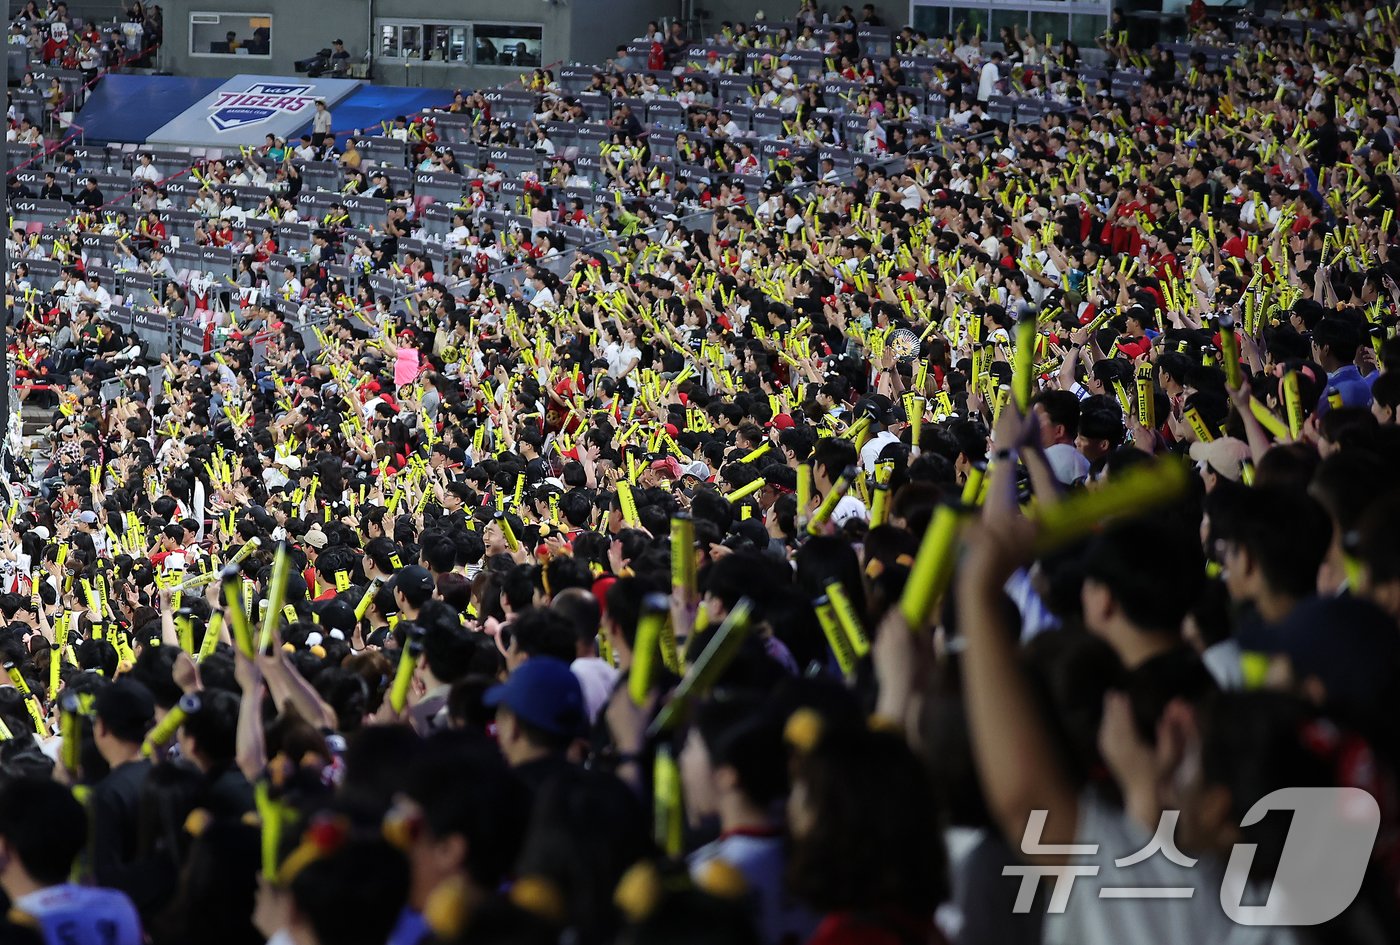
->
[9,1,162,73]
[5,2,1400,945]
[6,0,162,159]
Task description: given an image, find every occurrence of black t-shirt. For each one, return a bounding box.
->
[90,759,151,894]
[1121,644,1217,740]
[202,764,255,817]
[513,754,574,797]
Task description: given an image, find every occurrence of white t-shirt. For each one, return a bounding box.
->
[1044,442,1091,485]
[15,885,142,945]
[570,656,619,724]
[605,342,641,389]
[859,430,900,472]
[979,61,1000,101]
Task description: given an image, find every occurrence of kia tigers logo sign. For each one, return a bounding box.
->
[207,82,316,132]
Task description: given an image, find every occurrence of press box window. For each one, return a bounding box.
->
[473,25,542,67]
[379,22,467,61]
[190,13,271,56]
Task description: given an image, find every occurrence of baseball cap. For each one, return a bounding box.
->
[767,413,796,430]
[77,511,98,524]
[315,598,357,635]
[1188,438,1251,482]
[483,657,586,737]
[394,565,434,597]
[94,679,155,736]
[856,394,898,425]
[302,524,328,549]
[681,460,710,481]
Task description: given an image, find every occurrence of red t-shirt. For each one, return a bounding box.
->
[807,911,945,945]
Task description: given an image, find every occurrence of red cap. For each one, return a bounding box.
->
[767,413,795,430]
[592,575,617,613]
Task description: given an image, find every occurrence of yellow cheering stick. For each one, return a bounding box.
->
[5,662,46,734]
[58,692,82,772]
[389,629,424,714]
[142,691,201,757]
[727,477,766,504]
[653,745,685,857]
[353,577,382,623]
[899,499,964,633]
[1282,370,1305,439]
[628,593,670,707]
[825,580,870,658]
[648,598,754,736]
[494,510,520,553]
[256,544,292,656]
[49,612,68,702]
[805,465,859,537]
[870,460,895,527]
[671,515,696,606]
[815,594,856,679]
[1031,459,1190,555]
[254,781,292,884]
[174,607,194,656]
[196,609,224,664]
[222,566,255,658]
[1011,305,1039,412]
[1238,395,1288,441]
[1185,405,1216,443]
[616,482,641,527]
[841,415,872,446]
[1218,313,1242,390]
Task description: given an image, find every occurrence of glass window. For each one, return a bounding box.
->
[474,24,542,67]
[419,24,469,62]
[1028,12,1069,49]
[189,13,271,57]
[954,9,989,43]
[420,24,470,61]
[1069,12,1108,51]
[400,25,421,60]
[910,5,949,37]
[378,20,474,61]
[447,26,468,62]
[379,23,400,59]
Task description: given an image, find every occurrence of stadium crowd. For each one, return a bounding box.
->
[4,1,1400,944]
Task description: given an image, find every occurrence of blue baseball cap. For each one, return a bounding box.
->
[484,657,586,738]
